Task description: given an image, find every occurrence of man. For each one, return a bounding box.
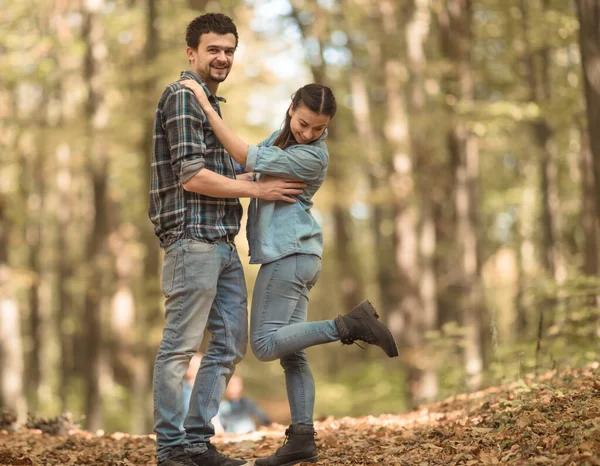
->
[217,375,271,434]
[149,13,306,466]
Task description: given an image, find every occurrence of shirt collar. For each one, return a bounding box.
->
[179,70,227,103]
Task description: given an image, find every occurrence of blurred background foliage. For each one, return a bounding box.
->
[1,0,599,434]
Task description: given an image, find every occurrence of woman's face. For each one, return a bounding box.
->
[288,104,331,144]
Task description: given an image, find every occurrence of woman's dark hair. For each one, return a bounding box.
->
[186,13,239,49]
[273,84,337,149]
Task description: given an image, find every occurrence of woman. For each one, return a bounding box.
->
[182,79,398,466]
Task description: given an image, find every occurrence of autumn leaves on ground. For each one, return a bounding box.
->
[1,364,599,466]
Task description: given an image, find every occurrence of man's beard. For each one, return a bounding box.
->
[208,65,230,83]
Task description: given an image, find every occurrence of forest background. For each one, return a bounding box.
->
[1,0,600,436]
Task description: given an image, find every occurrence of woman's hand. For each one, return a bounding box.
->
[180,78,249,165]
[181,79,212,113]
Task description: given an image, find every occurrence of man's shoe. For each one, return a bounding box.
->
[189,443,247,466]
[158,447,197,466]
[334,299,399,357]
[255,424,318,466]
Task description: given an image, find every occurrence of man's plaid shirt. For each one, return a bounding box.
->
[149,71,242,248]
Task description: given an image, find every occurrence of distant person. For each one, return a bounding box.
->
[218,375,271,434]
[149,12,305,466]
[182,78,400,466]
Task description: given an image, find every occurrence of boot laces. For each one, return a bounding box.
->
[337,315,376,348]
[282,427,317,444]
[283,428,291,445]
[340,337,368,349]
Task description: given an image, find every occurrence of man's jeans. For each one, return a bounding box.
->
[153,239,248,462]
[250,254,339,425]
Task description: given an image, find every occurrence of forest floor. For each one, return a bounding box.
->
[1,363,599,466]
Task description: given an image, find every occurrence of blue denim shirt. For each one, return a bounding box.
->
[245,130,328,264]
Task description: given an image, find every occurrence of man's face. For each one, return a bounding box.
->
[187,32,237,85]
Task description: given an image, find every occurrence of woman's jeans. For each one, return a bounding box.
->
[153,239,248,462]
[250,254,340,425]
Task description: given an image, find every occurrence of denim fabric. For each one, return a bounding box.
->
[249,254,339,424]
[245,130,328,264]
[153,239,248,462]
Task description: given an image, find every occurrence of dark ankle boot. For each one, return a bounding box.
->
[335,299,399,357]
[189,443,248,466]
[255,424,318,466]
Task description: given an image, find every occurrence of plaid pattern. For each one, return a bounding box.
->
[148,70,242,247]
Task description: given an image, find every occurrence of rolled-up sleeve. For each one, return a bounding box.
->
[245,143,326,181]
[162,87,207,183]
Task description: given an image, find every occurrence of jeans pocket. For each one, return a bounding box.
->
[161,250,179,298]
[188,240,217,253]
[294,254,321,289]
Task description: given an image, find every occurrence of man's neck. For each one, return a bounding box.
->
[206,83,219,95]
[192,70,219,96]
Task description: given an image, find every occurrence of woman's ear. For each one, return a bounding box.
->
[288,104,294,118]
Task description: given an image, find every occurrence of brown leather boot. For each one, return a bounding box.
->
[255,424,318,466]
[335,299,399,357]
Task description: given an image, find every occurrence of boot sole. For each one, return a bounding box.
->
[358,301,399,358]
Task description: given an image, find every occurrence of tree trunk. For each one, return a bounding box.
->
[407,0,438,403]
[26,116,50,412]
[109,228,145,432]
[55,145,74,413]
[439,0,485,391]
[341,0,398,317]
[576,0,600,217]
[581,128,599,277]
[580,127,599,322]
[514,165,537,338]
[376,0,426,406]
[82,0,109,431]
[522,0,566,284]
[137,0,161,433]
[0,194,27,428]
[521,1,566,367]
[19,148,41,410]
[290,1,364,315]
[50,5,76,414]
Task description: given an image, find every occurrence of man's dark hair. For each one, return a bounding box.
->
[186,13,238,49]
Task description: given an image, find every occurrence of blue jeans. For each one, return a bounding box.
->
[250,254,339,425]
[153,239,248,462]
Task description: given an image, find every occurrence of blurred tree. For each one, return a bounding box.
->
[576,0,600,217]
[579,128,598,278]
[290,0,365,318]
[82,0,111,431]
[132,0,161,434]
[406,0,439,403]
[342,0,398,320]
[0,194,27,428]
[438,0,485,390]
